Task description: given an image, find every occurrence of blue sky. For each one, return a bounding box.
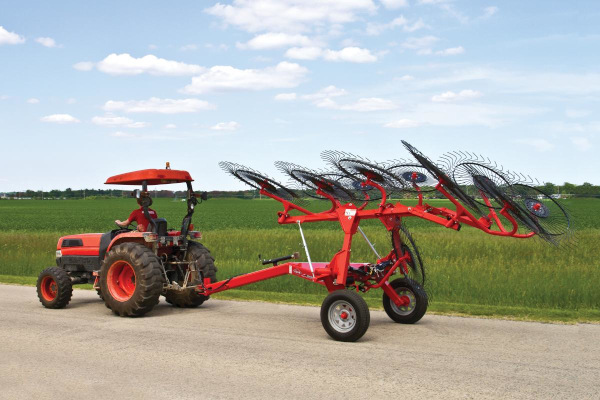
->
[1,0,599,192]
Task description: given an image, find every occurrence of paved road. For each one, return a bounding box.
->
[0,284,598,400]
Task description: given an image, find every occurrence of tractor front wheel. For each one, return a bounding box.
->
[320,290,370,342]
[36,267,73,309]
[382,278,428,324]
[100,242,163,317]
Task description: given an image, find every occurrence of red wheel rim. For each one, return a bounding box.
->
[40,276,58,301]
[107,261,136,302]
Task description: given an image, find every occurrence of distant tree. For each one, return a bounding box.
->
[541,182,556,194]
[561,182,576,194]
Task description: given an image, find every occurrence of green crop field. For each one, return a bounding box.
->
[1,197,598,322]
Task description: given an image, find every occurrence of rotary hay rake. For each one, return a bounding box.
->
[208,141,572,341]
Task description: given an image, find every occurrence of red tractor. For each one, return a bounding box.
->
[36,167,216,316]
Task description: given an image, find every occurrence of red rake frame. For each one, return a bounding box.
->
[199,162,535,311]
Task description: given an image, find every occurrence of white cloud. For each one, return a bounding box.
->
[384,119,420,128]
[385,103,543,128]
[482,6,498,19]
[380,0,408,9]
[73,61,94,71]
[412,67,600,96]
[35,37,58,48]
[126,122,149,128]
[431,90,482,102]
[204,43,229,51]
[436,46,465,56]
[302,85,348,100]
[323,47,377,63]
[211,121,241,131]
[238,32,314,50]
[285,46,323,60]
[180,44,198,51]
[182,61,308,94]
[402,36,439,54]
[571,137,592,151]
[148,44,158,50]
[164,124,177,129]
[0,95,9,100]
[0,26,25,45]
[94,53,205,76]
[516,138,555,152]
[565,109,590,118]
[366,16,426,35]
[27,98,40,104]
[111,131,136,138]
[286,46,377,63]
[275,92,297,101]
[91,115,148,128]
[66,98,77,104]
[205,0,377,34]
[396,74,415,81]
[104,98,215,114]
[316,97,396,112]
[41,114,80,124]
[92,116,132,125]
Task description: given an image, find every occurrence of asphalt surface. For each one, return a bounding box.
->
[0,284,598,400]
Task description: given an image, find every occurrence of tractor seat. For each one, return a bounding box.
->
[152,218,168,236]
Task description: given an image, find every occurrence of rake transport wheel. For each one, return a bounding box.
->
[321,290,370,342]
[36,267,73,309]
[100,242,163,317]
[382,278,428,324]
[164,241,218,308]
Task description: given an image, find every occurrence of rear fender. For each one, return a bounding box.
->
[105,232,151,257]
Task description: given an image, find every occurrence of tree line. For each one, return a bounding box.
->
[2,182,600,200]
[1,188,260,199]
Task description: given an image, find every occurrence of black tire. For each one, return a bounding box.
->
[320,290,370,342]
[36,267,73,309]
[100,242,163,317]
[383,278,428,324]
[164,241,217,308]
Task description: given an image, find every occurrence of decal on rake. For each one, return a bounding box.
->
[210,141,571,342]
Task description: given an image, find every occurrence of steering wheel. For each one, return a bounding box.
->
[114,222,133,232]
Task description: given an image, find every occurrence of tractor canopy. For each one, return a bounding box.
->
[105,169,193,185]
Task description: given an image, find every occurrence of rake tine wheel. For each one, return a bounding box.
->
[401,141,485,216]
[218,161,300,202]
[508,184,572,244]
[321,150,408,197]
[389,160,438,192]
[274,161,359,202]
[391,225,426,287]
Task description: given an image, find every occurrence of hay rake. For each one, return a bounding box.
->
[202,141,571,341]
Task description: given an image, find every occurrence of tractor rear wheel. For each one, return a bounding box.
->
[320,290,370,342]
[36,267,73,309]
[100,242,163,317]
[382,278,428,324]
[164,241,217,308]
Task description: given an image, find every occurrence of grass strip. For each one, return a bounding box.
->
[3,274,597,324]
